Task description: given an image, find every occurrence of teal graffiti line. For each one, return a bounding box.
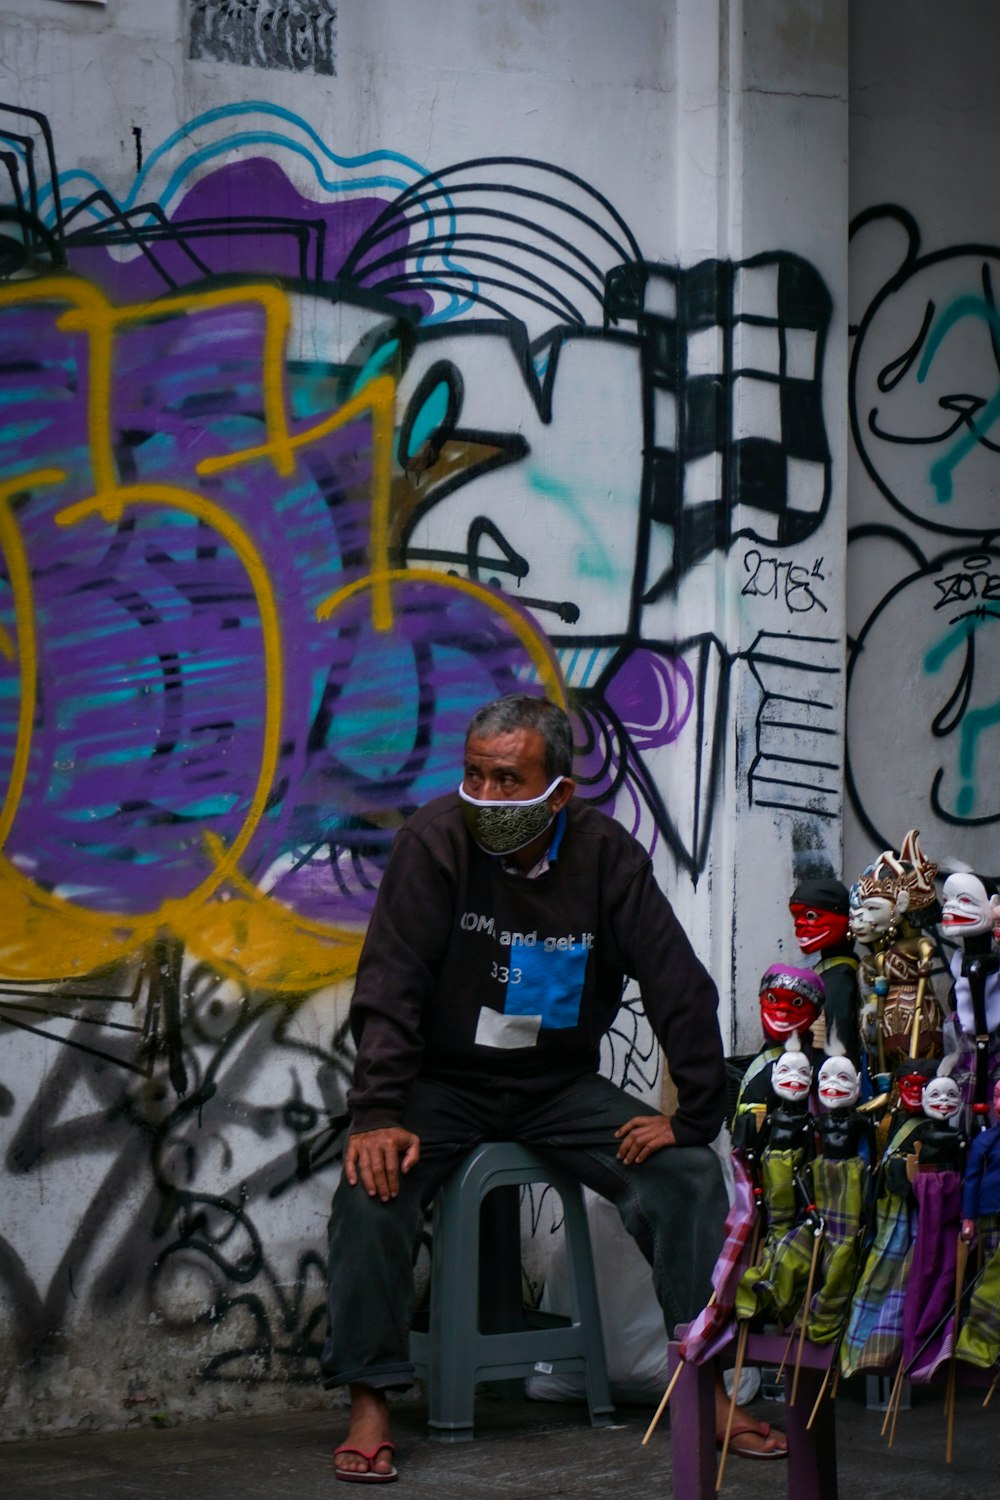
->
[955,696,1000,815]
[37,102,431,220]
[923,610,993,674]
[924,612,999,817]
[35,102,473,322]
[917,292,1000,503]
[527,468,617,582]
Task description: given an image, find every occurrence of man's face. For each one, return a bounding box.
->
[461,727,574,866]
[790,902,851,954]
[462,729,554,802]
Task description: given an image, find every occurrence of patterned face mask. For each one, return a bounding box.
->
[458,776,565,857]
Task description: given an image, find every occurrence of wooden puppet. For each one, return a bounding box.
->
[850,830,943,1092]
[806,1051,873,1345]
[790,876,860,1067]
[731,964,823,1152]
[840,1058,939,1377]
[939,870,1000,1134]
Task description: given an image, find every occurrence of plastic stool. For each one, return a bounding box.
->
[410,1141,614,1441]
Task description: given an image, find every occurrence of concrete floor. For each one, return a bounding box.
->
[2,1382,998,1499]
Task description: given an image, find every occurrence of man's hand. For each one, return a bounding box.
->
[615,1113,676,1165]
[345,1127,421,1202]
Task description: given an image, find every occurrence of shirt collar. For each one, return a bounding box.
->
[500,808,567,879]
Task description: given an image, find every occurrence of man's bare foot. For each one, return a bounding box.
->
[713,1377,787,1458]
[335,1384,397,1479]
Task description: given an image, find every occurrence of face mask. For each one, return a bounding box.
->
[458,776,564,857]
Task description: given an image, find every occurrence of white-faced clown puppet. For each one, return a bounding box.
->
[940,870,1000,1133]
[735,1036,818,1328]
[806,1045,872,1345]
[900,1058,966,1385]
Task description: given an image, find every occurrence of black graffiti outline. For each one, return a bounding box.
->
[846,535,1000,849]
[850,203,1000,539]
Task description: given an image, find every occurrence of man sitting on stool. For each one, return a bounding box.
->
[323,693,786,1480]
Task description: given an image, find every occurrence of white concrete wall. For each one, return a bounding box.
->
[846,2,1000,892]
[0,0,847,1434]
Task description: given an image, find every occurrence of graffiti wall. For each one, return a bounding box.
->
[0,1,848,1436]
[846,2,1000,891]
[847,207,1000,876]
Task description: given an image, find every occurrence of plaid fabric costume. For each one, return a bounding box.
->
[678,1153,757,1364]
[840,1118,924,1377]
[805,1155,867,1345]
[957,1214,1000,1370]
[903,1170,962,1381]
[735,1149,811,1325]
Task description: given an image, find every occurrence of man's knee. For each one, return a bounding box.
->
[328,1174,422,1251]
[631,1144,727,1229]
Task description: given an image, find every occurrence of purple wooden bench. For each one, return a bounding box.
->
[666,1327,838,1499]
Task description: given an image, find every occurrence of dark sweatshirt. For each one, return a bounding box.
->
[348,793,726,1146]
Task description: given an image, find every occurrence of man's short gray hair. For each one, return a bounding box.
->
[465,695,574,780]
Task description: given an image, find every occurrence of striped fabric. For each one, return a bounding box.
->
[805,1155,867,1345]
[678,1153,757,1365]
[956,1214,1000,1371]
[840,1181,913,1377]
[735,1149,806,1323]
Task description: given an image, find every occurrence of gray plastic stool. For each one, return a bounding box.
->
[409,1141,614,1441]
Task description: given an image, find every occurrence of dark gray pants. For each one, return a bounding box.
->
[321,1073,727,1390]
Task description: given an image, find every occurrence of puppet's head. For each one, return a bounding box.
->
[895,1058,938,1116]
[789,877,851,954]
[850,829,939,943]
[923,1074,962,1126]
[772,1037,813,1103]
[940,871,1000,941]
[758,963,824,1043]
[817,1053,860,1112]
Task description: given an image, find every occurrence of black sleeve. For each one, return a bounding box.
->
[611,862,727,1146]
[347,827,453,1132]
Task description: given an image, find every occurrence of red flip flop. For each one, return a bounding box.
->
[333,1440,399,1484]
[718,1419,787,1460]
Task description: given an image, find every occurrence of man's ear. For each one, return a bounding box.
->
[552,777,576,812]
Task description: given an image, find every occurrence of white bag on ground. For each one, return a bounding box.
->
[525,1187,669,1404]
[525,1137,753,1406]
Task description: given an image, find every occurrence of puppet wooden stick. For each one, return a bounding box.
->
[944,1236,969,1463]
[791,1228,825,1406]
[715,1319,749,1493]
[640,1292,718,1445]
[881,1356,904,1441]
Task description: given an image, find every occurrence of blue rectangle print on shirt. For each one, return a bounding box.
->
[503,940,588,1030]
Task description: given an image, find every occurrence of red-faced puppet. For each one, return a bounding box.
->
[759,962,824,1043]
